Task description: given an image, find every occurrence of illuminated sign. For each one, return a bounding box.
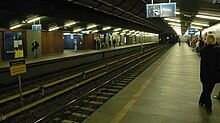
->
[188,28,195,35]
[32,24,42,31]
[146,2,176,18]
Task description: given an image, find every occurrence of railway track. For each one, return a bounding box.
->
[0,44,171,122]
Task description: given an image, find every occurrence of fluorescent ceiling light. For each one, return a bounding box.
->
[129,30,135,33]
[120,33,125,35]
[171,26,181,29]
[64,22,76,27]
[92,30,98,33]
[64,33,71,35]
[191,22,209,27]
[49,27,59,31]
[196,15,220,20]
[73,28,82,32]
[10,24,22,29]
[27,17,40,23]
[168,22,181,26]
[198,12,220,17]
[102,26,111,30]
[114,28,121,31]
[184,14,191,17]
[122,29,129,32]
[87,24,97,29]
[112,32,119,35]
[176,12,180,15]
[164,18,181,22]
[191,26,202,30]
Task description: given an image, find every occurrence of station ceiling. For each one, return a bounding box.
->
[0,0,219,35]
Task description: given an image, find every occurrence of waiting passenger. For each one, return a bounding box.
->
[97,39,100,50]
[109,40,112,48]
[31,40,39,58]
[73,39,77,51]
[197,37,204,53]
[199,34,220,111]
[113,39,116,48]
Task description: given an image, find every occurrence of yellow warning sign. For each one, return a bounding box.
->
[10,60,27,76]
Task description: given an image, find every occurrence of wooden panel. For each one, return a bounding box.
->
[83,34,94,49]
[22,31,27,58]
[41,31,64,55]
[126,36,132,45]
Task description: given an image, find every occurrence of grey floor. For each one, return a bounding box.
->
[83,43,220,123]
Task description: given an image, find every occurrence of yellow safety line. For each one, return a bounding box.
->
[0,73,83,105]
[43,72,83,88]
[0,88,39,104]
[0,50,144,108]
[120,56,130,61]
[2,72,107,121]
[84,65,106,73]
[108,60,119,66]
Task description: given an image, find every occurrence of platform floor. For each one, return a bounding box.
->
[82,43,220,123]
[0,43,145,68]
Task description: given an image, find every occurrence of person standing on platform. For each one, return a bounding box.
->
[31,40,39,58]
[73,39,77,51]
[113,39,116,48]
[197,37,204,53]
[80,40,83,50]
[178,38,181,46]
[199,34,220,110]
[109,39,112,48]
[97,39,100,50]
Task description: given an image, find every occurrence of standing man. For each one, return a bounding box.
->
[113,39,116,48]
[31,40,39,58]
[74,39,77,51]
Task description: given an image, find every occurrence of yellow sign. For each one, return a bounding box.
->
[10,60,27,76]
[14,50,24,58]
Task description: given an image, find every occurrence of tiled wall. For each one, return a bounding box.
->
[26,30,41,58]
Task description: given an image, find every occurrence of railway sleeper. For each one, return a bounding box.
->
[119,80,131,83]
[103,88,120,92]
[61,119,79,123]
[80,106,95,112]
[83,100,104,105]
[95,92,115,96]
[88,95,109,100]
[71,112,88,118]
[112,83,127,86]
[111,85,124,89]
[123,78,134,81]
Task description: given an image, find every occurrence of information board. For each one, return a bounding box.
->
[146,2,176,18]
[188,28,195,35]
[10,59,27,76]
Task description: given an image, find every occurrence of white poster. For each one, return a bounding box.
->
[14,40,19,48]
[18,40,22,45]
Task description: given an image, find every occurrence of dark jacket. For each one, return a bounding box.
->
[200,44,220,84]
